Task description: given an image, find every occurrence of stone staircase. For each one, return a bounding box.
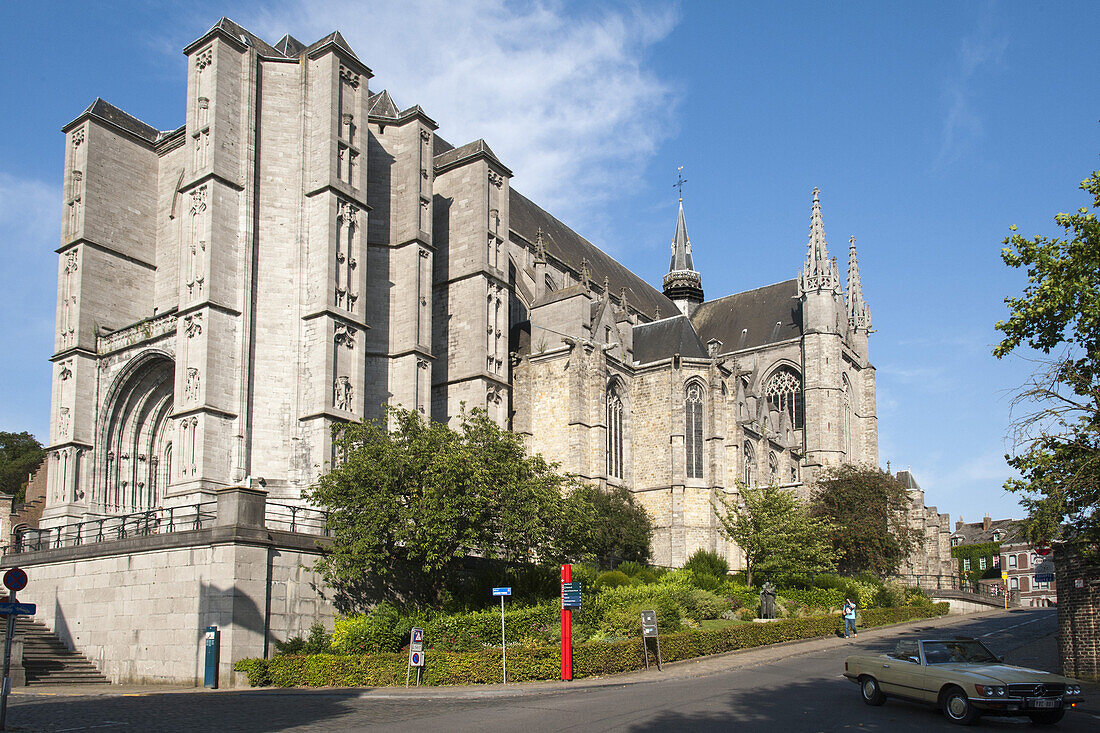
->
[9,618,109,685]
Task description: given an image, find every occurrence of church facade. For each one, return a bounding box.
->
[42,18,878,572]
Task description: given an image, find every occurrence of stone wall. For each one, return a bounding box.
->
[1054,543,1100,680]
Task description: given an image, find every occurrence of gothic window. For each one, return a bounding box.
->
[765,367,803,429]
[685,382,704,479]
[768,452,779,484]
[742,442,755,486]
[843,376,854,460]
[606,384,624,480]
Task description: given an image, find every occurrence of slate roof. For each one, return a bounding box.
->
[691,279,802,354]
[508,190,676,321]
[368,90,399,119]
[65,99,162,143]
[632,315,708,364]
[951,518,1025,546]
[434,139,505,172]
[198,17,284,56]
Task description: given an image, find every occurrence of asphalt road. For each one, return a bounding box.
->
[8,608,1098,732]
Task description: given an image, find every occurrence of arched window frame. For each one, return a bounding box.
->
[768,451,779,484]
[742,442,756,486]
[685,380,705,479]
[606,379,625,480]
[764,365,803,430]
[843,375,854,460]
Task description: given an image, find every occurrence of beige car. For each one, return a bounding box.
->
[844,638,1085,725]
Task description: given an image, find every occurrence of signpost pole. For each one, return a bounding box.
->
[500,594,507,685]
[1,590,16,731]
[560,564,573,681]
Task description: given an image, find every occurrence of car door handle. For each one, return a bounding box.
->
[882,664,890,668]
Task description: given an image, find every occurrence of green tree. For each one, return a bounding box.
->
[0,431,45,503]
[563,484,652,569]
[712,484,836,586]
[994,167,1100,552]
[308,406,580,611]
[810,465,918,578]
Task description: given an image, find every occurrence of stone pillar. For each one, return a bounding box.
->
[215,485,268,529]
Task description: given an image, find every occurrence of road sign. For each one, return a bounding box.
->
[1001,571,1008,581]
[411,627,424,643]
[561,581,582,609]
[2,569,27,593]
[492,587,512,596]
[0,603,35,616]
[640,610,658,638]
[1036,546,1052,556]
[409,650,424,667]
[1035,574,1055,583]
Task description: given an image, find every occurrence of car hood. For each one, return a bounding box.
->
[929,663,1076,685]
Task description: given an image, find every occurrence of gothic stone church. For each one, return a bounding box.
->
[43,19,877,571]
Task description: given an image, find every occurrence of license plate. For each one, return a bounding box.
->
[1032,698,1061,709]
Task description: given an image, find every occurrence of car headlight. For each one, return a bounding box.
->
[975,684,1006,697]
[1067,684,1081,696]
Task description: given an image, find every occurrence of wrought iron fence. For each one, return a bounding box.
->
[8,502,217,555]
[264,502,330,537]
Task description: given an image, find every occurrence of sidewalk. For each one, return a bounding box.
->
[8,609,989,700]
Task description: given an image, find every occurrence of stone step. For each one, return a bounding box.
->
[4,618,109,686]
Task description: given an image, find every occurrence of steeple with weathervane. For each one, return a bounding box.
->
[662,166,704,316]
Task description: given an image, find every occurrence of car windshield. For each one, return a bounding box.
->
[921,640,998,665]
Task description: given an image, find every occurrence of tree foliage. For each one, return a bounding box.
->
[563,484,652,570]
[810,465,918,578]
[712,484,836,586]
[0,431,45,503]
[994,167,1100,552]
[308,406,651,611]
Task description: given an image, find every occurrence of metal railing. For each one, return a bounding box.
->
[264,503,330,537]
[9,502,217,555]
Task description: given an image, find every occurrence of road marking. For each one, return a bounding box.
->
[979,616,1049,637]
[55,724,129,732]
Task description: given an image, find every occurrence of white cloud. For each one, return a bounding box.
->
[247,0,679,232]
[934,10,1008,169]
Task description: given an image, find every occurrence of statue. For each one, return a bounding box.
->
[759,581,777,620]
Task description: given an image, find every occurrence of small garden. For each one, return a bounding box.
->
[235,550,948,687]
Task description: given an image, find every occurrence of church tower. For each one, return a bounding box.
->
[798,187,846,472]
[662,198,703,316]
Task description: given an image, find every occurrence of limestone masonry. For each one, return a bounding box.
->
[16,17,956,683]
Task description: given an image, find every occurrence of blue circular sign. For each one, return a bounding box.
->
[3,568,27,592]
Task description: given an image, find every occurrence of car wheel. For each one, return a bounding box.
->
[859,675,886,706]
[941,686,980,726]
[1027,709,1065,725]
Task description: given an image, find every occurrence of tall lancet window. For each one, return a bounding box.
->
[843,377,854,461]
[606,384,624,480]
[765,367,803,429]
[685,382,704,479]
[743,442,756,486]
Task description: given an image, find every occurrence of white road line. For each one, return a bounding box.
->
[979,615,1050,637]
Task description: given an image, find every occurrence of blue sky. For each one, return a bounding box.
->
[1,1,1097,524]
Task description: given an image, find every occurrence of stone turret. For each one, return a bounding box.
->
[846,235,871,358]
[662,200,703,316]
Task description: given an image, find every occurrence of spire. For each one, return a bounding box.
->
[534,226,546,263]
[799,187,842,295]
[662,170,703,314]
[847,235,871,331]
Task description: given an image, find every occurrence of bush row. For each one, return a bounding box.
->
[236,603,948,687]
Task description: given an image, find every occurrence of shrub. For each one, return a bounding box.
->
[274,622,332,656]
[594,570,633,590]
[616,561,644,577]
[234,604,950,687]
[426,602,559,651]
[874,581,907,609]
[683,549,730,580]
[738,607,757,621]
[634,568,659,585]
[778,587,845,611]
[682,589,730,621]
[332,603,403,654]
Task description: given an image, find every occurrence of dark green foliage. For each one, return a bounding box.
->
[309,407,581,610]
[593,570,632,590]
[951,542,1002,586]
[0,431,45,504]
[683,549,730,580]
[274,622,333,656]
[810,465,918,578]
[234,604,949,687]
[994,168,1100,554]
[564,484,653,569]
[332,603,404,654]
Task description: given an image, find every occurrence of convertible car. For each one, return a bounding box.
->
[844,638,1085,725]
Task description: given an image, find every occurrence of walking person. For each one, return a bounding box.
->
[843,597,857,639]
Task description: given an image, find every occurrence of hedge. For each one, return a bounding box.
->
[235,603,947,687]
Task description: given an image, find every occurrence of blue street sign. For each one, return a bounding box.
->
[1034,574,1055,583]
[492,587,512,596]
[0,603,35,616]
[2,569,27,593]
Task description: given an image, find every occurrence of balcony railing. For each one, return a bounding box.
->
[10,502,217,554]
[264,502,330,537]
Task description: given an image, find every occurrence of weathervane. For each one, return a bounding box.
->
[674,166,687,202]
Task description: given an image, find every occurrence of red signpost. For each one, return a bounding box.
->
[560,563,573,681]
